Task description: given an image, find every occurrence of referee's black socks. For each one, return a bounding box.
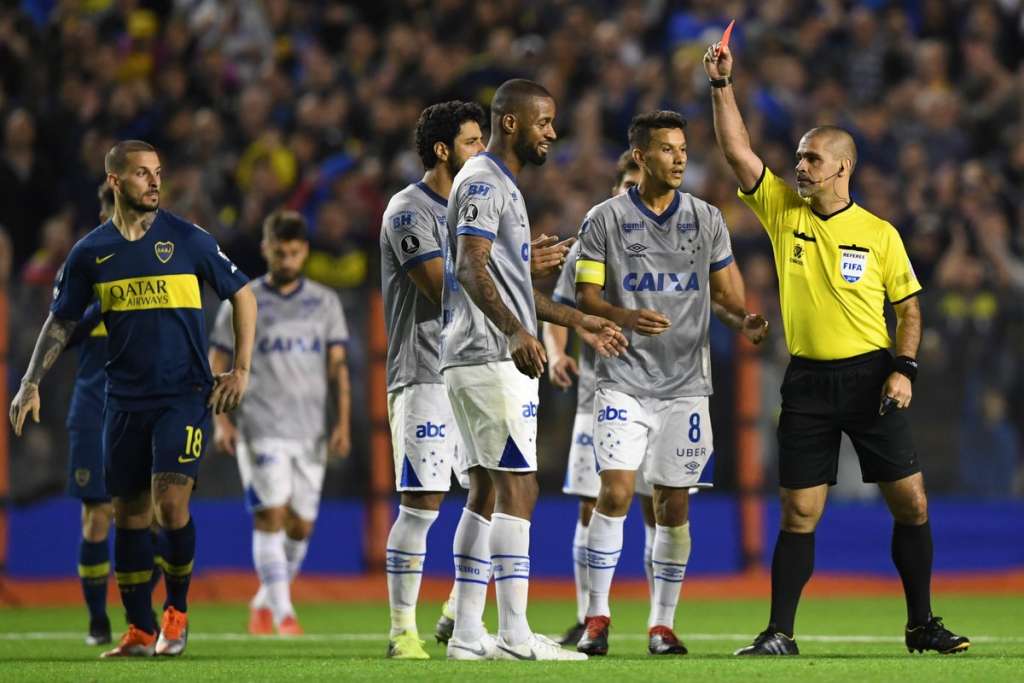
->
[892,520,933,627]
[769,530,815,637]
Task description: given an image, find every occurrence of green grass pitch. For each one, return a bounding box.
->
[1,595,1021,681]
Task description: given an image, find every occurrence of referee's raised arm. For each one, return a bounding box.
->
[703,43,764,192]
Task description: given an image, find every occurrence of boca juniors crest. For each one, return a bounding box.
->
[839,247,868,283]
[155,241,175,263]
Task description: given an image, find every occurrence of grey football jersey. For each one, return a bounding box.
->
[440,152,537,370]
[552,241,596,412]
[380,182,448,391]
[211,277,348,440]
[577,187,733,398]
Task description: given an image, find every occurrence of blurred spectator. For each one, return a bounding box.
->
[0,0,1021,501]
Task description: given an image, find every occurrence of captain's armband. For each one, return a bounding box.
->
[575,259,606,287]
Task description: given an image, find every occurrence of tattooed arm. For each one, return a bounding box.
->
[535,289,628,359]
[456,234,525,336]
[456,234,546,377]
[9,313,79,435]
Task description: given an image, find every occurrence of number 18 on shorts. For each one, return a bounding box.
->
[592,387,713,488]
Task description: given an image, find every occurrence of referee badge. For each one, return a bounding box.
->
[839,245,869,284]
[155,241,175,264]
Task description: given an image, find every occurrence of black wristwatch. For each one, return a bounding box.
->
[709,75,733,88]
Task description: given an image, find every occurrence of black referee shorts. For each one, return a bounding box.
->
[776,349,920,489]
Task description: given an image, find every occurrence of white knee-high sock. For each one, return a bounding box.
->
[253,529,293,623]
[491,513,532,646]
[644,523,656,618]
[283,535,309,581]
[585,511,625,618]
[572,520,589,624]
[452,507,492,643]
[385,505,439,637]
[649,522,691,629]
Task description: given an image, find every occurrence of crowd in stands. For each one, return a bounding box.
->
[1,0,1021,500]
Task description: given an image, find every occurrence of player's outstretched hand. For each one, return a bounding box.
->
[9,381,41,437]
[509,328,548,378]
[213,416,239,456]
[329,424,352,459]
[628,308,671,336]
[742,313,769,345]
[880,372,912,413]
[577,315,628,358]
[530,234,575,279]
[209,368,249,414]
[703,42,733,79]
[548,353,579,389]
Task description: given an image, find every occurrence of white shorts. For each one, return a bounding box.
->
[562,412,599,498]
[236,436,327,521]
[593,387,714,488]
[387,383,469,492]
[444,361,539,472]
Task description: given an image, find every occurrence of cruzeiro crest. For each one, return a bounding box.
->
[839,245,868,283]
[155,241,175,263]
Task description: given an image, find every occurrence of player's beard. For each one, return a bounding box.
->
[516,136,548,166]
[270,268,301,286]
[121,189,160,213]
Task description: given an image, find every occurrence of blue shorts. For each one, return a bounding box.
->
[104,395,212,497]
[67,427,110,502]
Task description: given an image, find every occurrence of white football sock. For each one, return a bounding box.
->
[385,505,439,637]
[283,535,309,581]
[644,523,656,618]
[452,507,492,643]
[649,522,691,629]
[491,512,532,646]
[585,510,625,618]
[572,520,589,624]
[253,529,293,623]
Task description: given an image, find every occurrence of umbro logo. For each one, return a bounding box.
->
[626,242,648,258]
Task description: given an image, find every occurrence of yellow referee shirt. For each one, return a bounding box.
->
[738,167,921,360]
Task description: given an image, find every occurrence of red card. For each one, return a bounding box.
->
[717,20,735,56]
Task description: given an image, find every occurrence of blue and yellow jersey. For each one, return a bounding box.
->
[64,301,107,429]
[52,210,249,410]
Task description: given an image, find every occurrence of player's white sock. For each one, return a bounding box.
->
[452,507,491,643]
[253,529,294,623]
[572,519,589,624]
[643,523,656,618]
[490,512,532,646]
[385,505,439,637]
[283,535,309,581]
[251,585,268,610]
[585,510,625,618]
[649,522,691,629]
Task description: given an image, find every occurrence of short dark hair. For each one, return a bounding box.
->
[805,125,858,169]
[414,100,486,169]
[96,182,114,209]
[628,111,687,151]
[104,140,157,175]
[614,150,640,187]
[262,209,308,242]
[491,79,553,118]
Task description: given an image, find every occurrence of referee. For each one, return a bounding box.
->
[704,44,969,656]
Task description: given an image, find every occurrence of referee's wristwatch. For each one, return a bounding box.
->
[709,75,733,88]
